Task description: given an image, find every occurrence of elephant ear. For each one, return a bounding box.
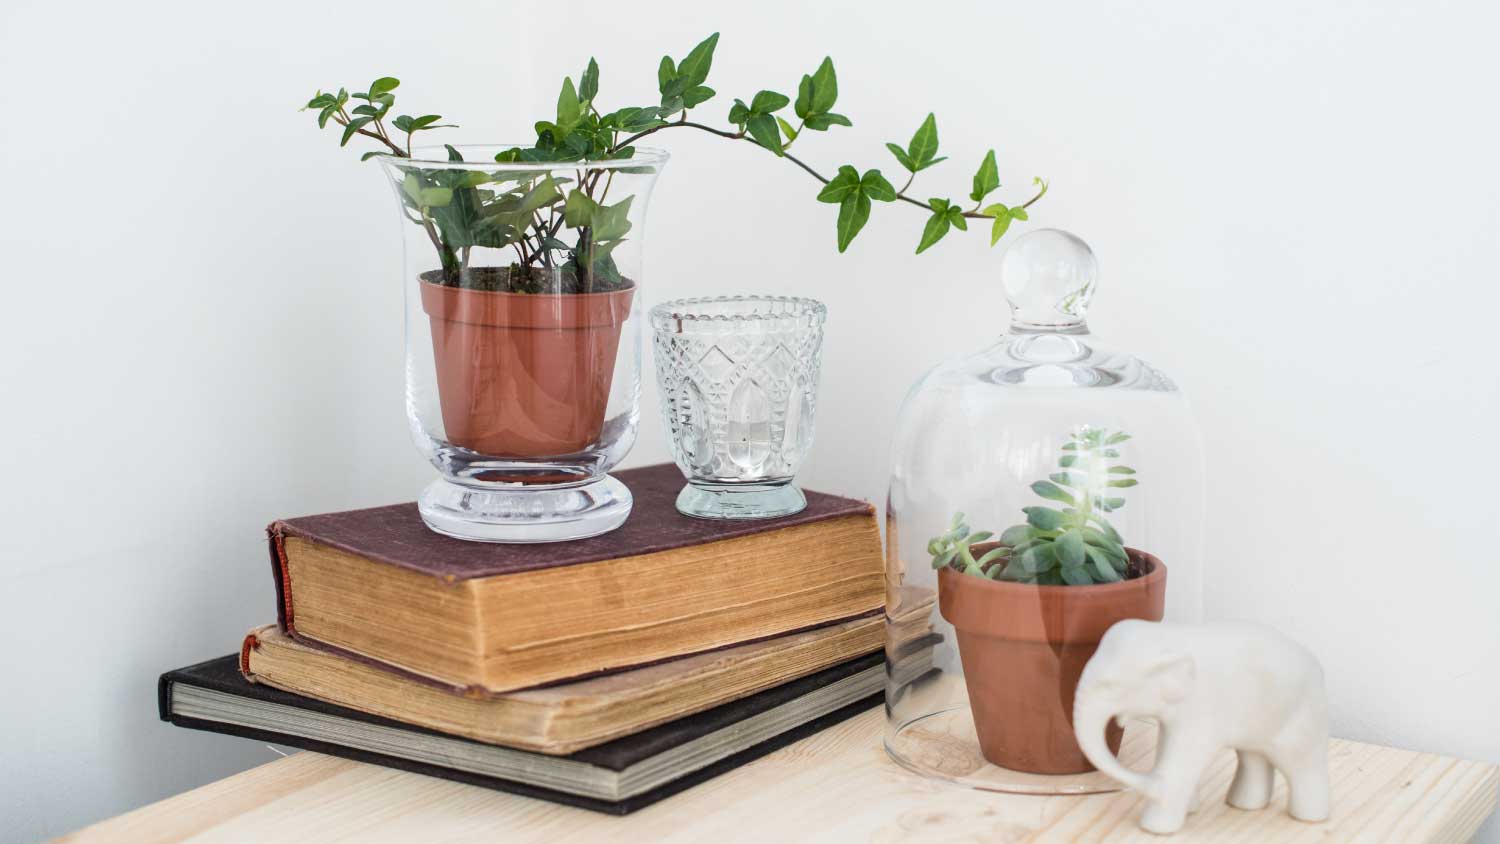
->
[1147,652,1197,703]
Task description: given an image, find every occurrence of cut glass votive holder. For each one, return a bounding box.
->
[650,296,826,519]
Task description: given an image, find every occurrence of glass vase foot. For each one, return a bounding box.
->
[675,481,806,520]
[418,475,632,543]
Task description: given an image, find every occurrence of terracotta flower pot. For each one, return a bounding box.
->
[938,547,1167,774]
[419,278,634,458]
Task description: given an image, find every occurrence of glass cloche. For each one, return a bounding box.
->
[883,229,1204,794]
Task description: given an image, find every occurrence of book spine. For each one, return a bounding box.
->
[266,521,296,634]
[240,630,261,679]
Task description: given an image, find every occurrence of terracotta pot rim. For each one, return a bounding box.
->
[418,276,637,300]
[942,546,1165,596]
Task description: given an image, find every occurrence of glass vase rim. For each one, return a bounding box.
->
[649,295,827,330]
[375,143,670,172]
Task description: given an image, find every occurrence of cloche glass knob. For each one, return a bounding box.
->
[999,228,1099,329]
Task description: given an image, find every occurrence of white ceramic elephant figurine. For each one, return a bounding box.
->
[1073,619,1330,835]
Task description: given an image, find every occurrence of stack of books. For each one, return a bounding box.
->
[159,464,937,813]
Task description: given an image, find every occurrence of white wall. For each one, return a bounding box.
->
[2,0,1496,839]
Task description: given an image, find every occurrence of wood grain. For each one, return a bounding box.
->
[60,709,1496,843]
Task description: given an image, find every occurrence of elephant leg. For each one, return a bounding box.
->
[1280,750,1331,823]
[1226,750,1274,810]
[1140,739,1217,835]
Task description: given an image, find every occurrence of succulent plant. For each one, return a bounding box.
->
[929,427,1139,586]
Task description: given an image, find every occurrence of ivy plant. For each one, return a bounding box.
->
[304,33,1049,293]
[929,428,1140,586]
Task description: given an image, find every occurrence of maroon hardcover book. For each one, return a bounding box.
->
[265,463,884,693]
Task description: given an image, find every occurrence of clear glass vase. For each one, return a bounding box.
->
[379,145,667,542]
[883,230,1205,794]
[650,296,826,519]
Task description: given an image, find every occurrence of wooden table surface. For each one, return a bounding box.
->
[61,707,1498,843]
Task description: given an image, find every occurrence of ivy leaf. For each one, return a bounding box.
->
[727,99,750,126]
[579,58,599,102]
[556,77,582,133]
[657,56,677,93]
[805,113,851,130]
[860,169,897,202]
[984,202,1013,245]
[518,174,562,214]
[369,77,400,98]
[359,151,384,161]
[916,208,950,254]
[809,57,838,114]
[745,113,784,156]
[564,189,598,228]
[970,149,999,202]
[948,206,968,231]
[316,104,338,128]
[777,116,800,143]
[885,142,916,173]
[677,32,720,87]
[1011,207,1029,221]
[446,144,464,162]
[836,192,872,252]
[795,74,814,120]
[907,113,941,169]
[590,195,634,241]
[683,85,715,108]
[816,165,861,203]
[340,116,373,146]
[750,90,790,114]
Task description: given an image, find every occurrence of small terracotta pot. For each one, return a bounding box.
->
[420,278,634,458]
[938,546,1166,774]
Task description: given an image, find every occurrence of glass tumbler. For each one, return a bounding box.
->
[650,296,826,519]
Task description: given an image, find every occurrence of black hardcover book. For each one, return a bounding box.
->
[159,651,883,815]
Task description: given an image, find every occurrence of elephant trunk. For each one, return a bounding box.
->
[1073,692,1152,797]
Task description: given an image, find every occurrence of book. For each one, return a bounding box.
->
[160,652,886,815]
[240,612,886,754]
[268,463,885,694]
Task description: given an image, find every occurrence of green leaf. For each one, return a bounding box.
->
[1105,432,1133,445]
[745,113,784,155]
[1057,529,1087,568]
[518,174,563,214]
[916,210,950,254]
[340,116,373,146]
[1100,497,1127,512]
[816,167,864,202]
[1010,207,1029,221]
[970,149,999,202]
[563,189,598,228]
[886,142,916,173]
[776,116,800,143]
[836,192,871,253]
[749,90,790,114]
[948,207,968,231]
[907,113,939,166]
[408,115,453,131]
[369,76,400,97]
[678,32,720,86]
[1062,564,1094,586]
[1049,472,1082,488]
[809,56,838,113]
[999,524,1033,546]
[1024,506,1065,531]
[657,56,677,93]
[860,169,897,202]
[804,112,851,130]
[556,77,582,132]
[1059,455,1080,468]
[1086,546,1123,581]
[1031,480,1076,505]
[306,93,334,109]
[359,151,384,161]
[975,546,1010,568]
[727,99,750,126]
[682,85,715,108]
[795,74,814,120]
[590,195,634,241]
[1019,542,1057,574]
[351,104,380,117]
[579,58,599,102]
[1108,478,1139,488]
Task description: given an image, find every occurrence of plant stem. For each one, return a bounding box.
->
[611,120,1033,220]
